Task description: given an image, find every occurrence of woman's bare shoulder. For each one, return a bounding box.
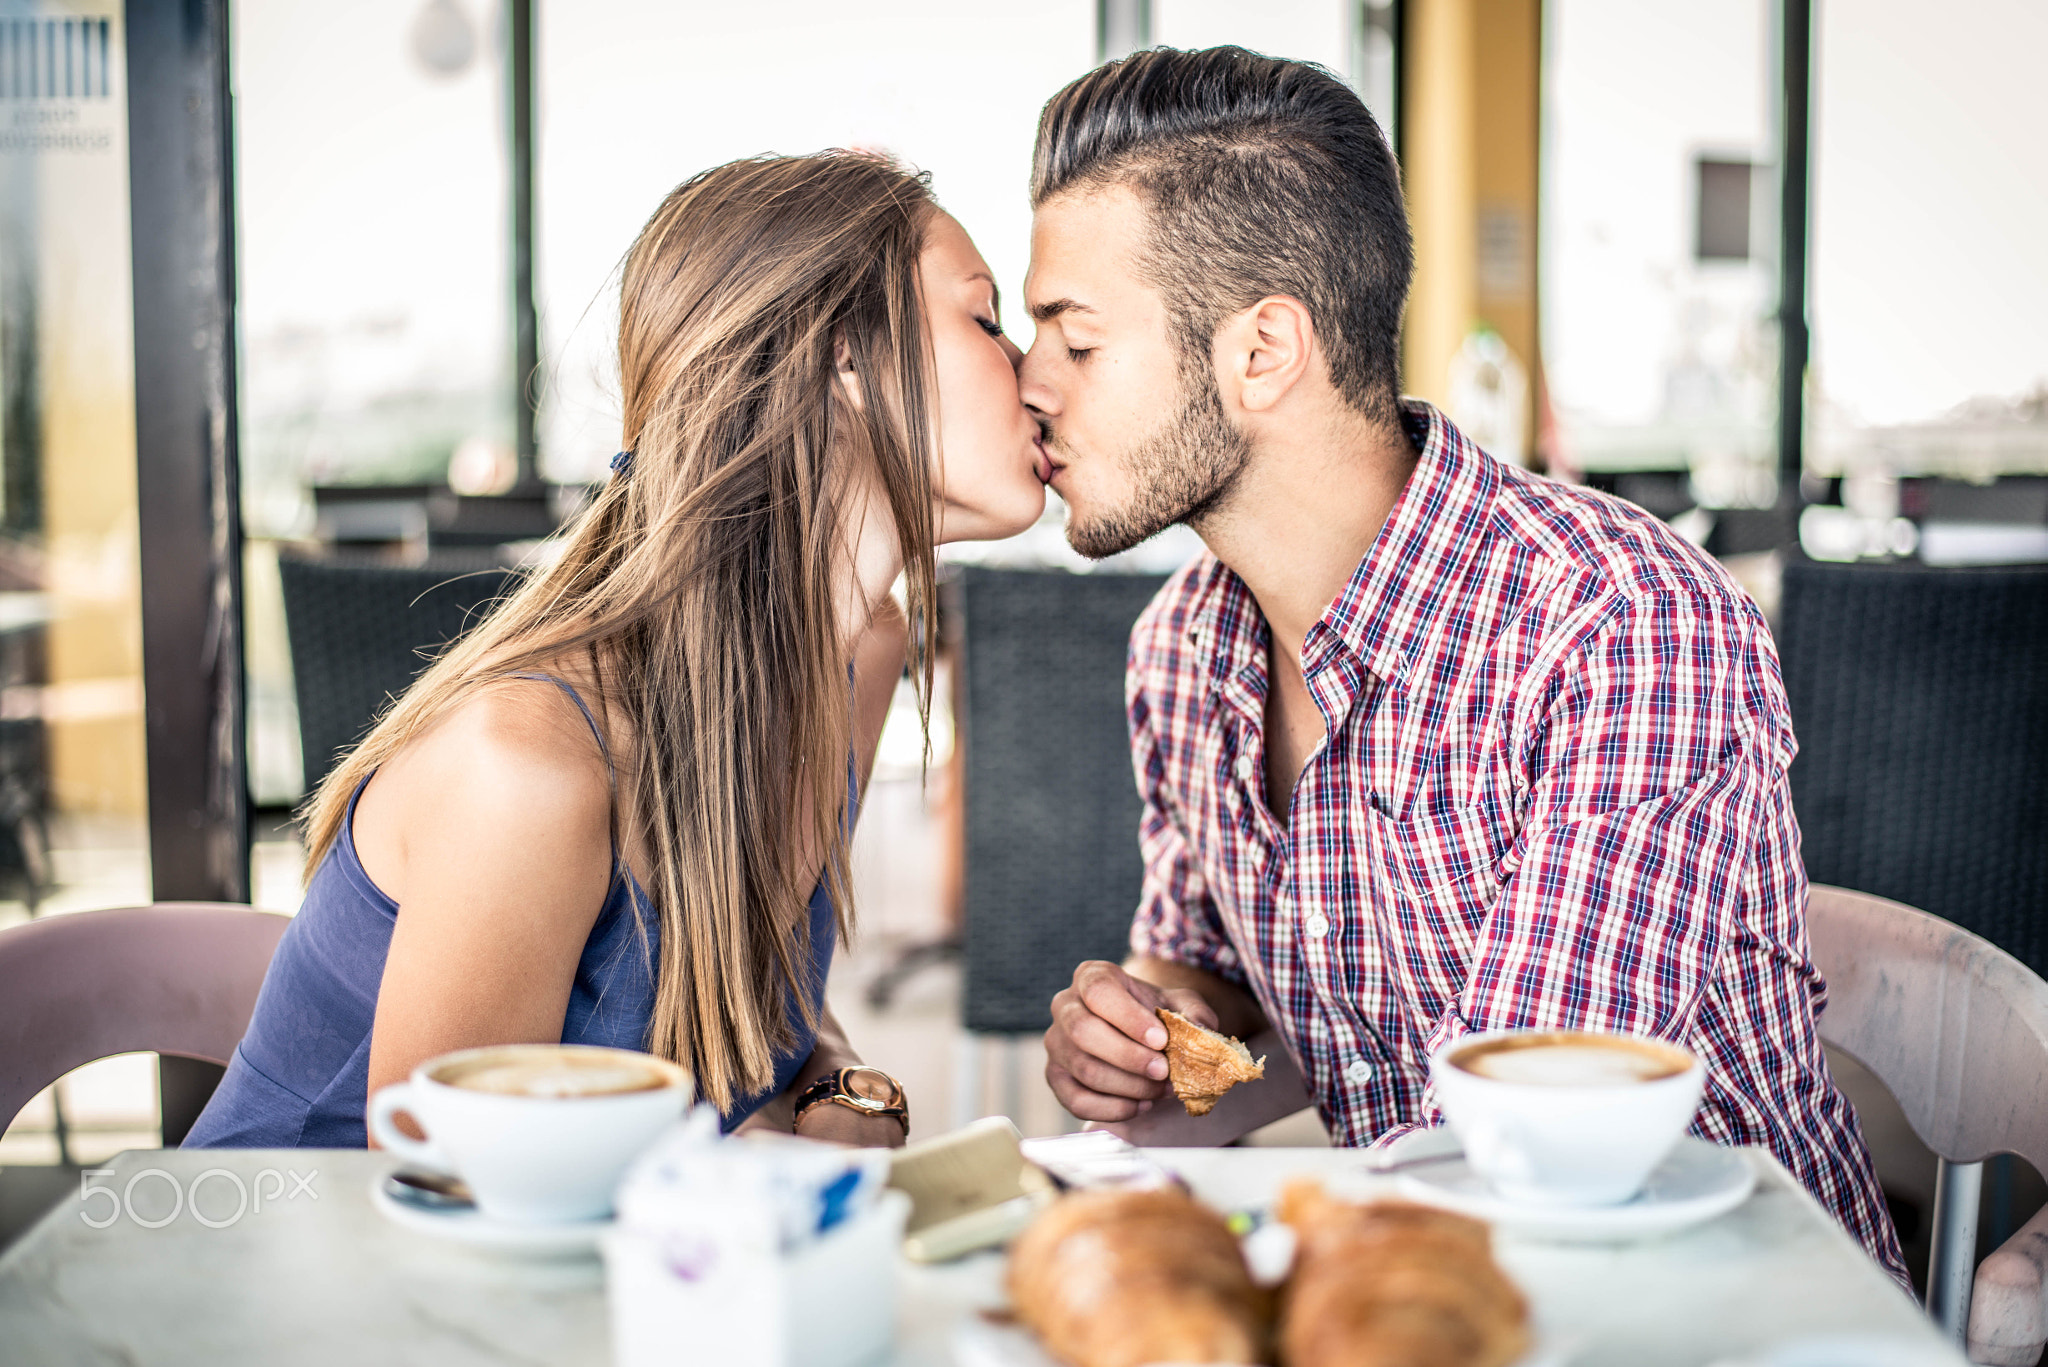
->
[354,677,616,883]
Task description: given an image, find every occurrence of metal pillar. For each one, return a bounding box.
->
[951,1033,1031,1131]
[1775,0,1813,498]
[1098,0,1150,64]
[1354,0,1402,158]
[508,0,540,489]
[125,0,249,1143]
[951,1033,983,1132]
[1928,1156,1982,1344]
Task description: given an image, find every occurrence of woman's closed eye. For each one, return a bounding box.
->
[977,316,1005,339]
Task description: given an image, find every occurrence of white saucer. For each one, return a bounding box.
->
[1394,1136,1757,1243]
[369,1174,608,1258]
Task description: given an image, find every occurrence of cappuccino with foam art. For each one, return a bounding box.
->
[1431,1027,1706,1206]
[1449,1031,1692,1087]
[435,1048,672,1099]
[369,1044,690,1223]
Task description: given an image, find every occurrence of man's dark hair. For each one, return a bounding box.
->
[1032,46,1412,423]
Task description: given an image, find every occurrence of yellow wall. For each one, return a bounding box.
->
[1472,0,1540,429]
[17,7,147,817]
[1402,0,1542,450]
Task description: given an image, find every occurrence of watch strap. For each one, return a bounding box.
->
[794,1066,909,1136]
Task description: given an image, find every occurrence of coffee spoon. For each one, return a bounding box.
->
[1362,1147,1467,1175]
[383,1168,476,1211]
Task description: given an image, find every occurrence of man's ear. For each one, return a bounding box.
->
[834,335,865,411]
[1217,295,1315,415]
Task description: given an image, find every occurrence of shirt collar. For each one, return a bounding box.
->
[1309,400,1501,688]
[1186,400,1502,697]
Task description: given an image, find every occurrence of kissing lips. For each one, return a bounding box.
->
[1033,435,1058,487]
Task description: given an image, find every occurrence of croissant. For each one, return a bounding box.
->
[1007,1188,1265,1367]
[1276,1181,1529,1367]
[1158,1008,1266,1116]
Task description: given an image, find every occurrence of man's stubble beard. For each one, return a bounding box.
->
[1054,361,1254,561]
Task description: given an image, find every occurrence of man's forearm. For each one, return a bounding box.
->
[1124,956,1267,1039]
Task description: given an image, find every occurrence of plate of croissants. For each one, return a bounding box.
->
[957,1177,1564,1367]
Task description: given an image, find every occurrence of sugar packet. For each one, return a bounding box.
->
[614,1104,891,1259]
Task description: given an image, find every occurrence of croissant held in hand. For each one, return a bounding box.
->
[1276,1180,1529,1367]
[1007,1188,1265,1367]
[1158,1008,1265,1116]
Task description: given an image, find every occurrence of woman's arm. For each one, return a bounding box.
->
[360,683,617,1117]
[777,1005,908,1146]
[744,596,914,1146]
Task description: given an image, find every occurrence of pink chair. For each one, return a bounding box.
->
[0,903,290,1135]
[1807,884,2048,1363]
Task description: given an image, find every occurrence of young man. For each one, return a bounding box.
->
[1023,47,1906,1281]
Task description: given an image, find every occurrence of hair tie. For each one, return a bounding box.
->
[610,449,634,477]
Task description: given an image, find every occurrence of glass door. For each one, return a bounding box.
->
[0,1,159,1170]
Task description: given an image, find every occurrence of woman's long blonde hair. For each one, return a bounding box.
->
[301,153,940,1111]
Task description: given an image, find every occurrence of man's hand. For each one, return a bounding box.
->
[1044,960,1222,1122]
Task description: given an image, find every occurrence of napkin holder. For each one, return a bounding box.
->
[887,1116,1057,1262]
[604,1187,911,1367]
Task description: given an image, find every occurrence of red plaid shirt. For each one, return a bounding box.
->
[1127,401,1905,1279]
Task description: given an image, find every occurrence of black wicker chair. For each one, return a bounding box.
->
[276,557,519,793]
[952,567,1169,1117]
[1779,554,2048,1291]
[1779,555,2048,975]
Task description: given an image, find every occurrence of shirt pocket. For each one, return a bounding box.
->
[1359,798,1509,1025]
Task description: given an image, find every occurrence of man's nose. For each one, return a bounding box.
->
[1017,342,1060,417]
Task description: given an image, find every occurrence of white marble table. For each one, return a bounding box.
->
[0,1146,1960,1367]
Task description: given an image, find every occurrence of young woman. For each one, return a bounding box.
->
[186,153,1049,1150]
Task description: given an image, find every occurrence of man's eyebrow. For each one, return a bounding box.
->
[1029,297,1096,323]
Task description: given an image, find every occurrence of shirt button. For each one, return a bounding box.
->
[1305,913,1331,940]
[1345,1059,1374,1086]
[1233,754,1254,782]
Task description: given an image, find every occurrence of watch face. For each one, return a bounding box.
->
[845,1069,894,1103]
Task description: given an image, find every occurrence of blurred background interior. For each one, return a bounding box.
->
[1,0,2043,1305]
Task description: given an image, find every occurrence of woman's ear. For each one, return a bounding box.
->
[834,335,865,412]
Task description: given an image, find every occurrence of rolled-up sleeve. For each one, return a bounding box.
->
[1125,667,1244,985]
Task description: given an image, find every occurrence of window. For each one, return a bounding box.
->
[232,0,513,805]
[0,1,157,1164]
[1808,0,2048,484]
[534,0,1098,483]
[1540,0,1781,512]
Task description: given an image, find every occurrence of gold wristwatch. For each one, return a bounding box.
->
[793,1065,910,1138]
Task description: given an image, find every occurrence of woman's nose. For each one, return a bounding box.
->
[1002,334,1024,373]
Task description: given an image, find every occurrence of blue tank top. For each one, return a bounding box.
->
[184,675,843,1148]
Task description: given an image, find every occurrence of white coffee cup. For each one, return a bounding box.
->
[368,1043,690,1224]
[1430,1028,1705,1207]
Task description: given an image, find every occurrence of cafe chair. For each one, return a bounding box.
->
[277,555,517,794]
[951,566,1167,1125]
[1807,883,2048,1362]
[0,904,289,1139]
[1782,557,2048,979]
